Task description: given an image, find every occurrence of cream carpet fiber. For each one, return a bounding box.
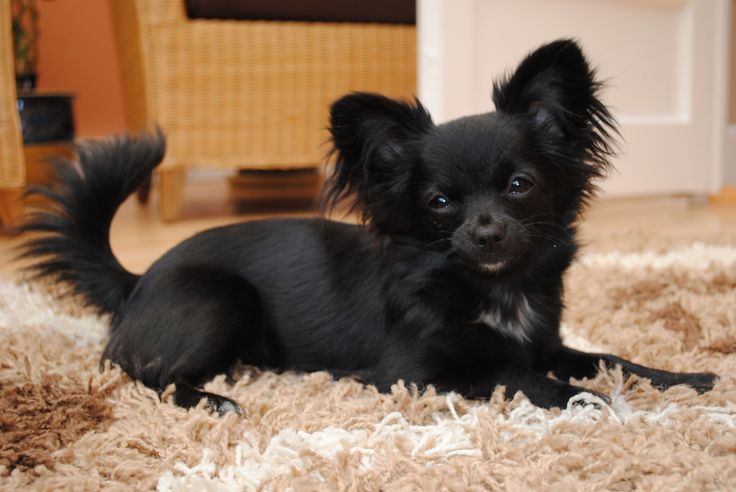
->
[1,233,735,490]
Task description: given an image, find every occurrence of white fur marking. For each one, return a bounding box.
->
[477,293,536,343]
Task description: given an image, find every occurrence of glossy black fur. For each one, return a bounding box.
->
[20,40,716,413]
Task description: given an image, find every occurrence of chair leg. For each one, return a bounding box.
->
[159,167,186,221]
[0,188,24,233]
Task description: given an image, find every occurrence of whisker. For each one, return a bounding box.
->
[425,237,452,248]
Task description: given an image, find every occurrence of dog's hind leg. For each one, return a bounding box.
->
[172,381,243,415]
[103,266,268,415]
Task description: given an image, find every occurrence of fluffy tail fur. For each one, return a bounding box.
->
[18,132,165,317]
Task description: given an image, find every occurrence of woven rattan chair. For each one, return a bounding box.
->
[0,0,25,230]
[110,0,416,220]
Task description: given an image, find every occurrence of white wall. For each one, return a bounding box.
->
[727,0,736,187]
[418,0,732,197]
[727,126,736,186]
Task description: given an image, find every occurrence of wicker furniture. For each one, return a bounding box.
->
[110,0,416,220]
[0,0,25,230]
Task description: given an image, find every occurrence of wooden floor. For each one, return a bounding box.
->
[1,179,735,280]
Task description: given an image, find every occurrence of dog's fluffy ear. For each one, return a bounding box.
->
[492,39,618,183]
[323,92,433,232]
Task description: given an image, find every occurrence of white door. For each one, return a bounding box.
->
[418,0,731,196]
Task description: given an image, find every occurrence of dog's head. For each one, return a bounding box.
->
[324,39,617,274]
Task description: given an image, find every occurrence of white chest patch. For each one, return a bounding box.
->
[476,293,538,343]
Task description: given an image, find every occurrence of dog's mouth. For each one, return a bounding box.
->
[450,233,526,275]
[451,249,514,275]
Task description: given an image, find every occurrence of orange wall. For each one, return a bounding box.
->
[36,0,126,137]
[731,0,736,124]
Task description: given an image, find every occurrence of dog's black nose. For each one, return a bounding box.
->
[471,223,506,249]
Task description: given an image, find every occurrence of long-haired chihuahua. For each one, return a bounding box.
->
[20,39,716,414]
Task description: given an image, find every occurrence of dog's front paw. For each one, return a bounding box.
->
[682,372,718,394]
[174,383,243,416]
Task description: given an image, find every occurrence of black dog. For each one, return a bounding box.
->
[21,40,715,414]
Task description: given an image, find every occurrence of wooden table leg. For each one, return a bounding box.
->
[0,188,24,233]
[158,167,186,221]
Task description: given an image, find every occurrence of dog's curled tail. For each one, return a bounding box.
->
[18,131,166,317]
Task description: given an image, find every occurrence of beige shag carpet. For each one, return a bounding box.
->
[1,233,736,491]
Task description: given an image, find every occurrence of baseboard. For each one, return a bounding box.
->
[717,125,736,197]
[712,125,736,203]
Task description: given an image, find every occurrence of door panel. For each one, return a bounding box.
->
[418,0,730,196]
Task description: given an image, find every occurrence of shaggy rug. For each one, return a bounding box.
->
[1,233,735,491]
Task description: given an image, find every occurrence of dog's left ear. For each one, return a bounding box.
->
[323,92,433,232]
[492,39,617,179]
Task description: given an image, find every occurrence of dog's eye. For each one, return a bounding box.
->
[428,195,451,209]
[508,176,533,195]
